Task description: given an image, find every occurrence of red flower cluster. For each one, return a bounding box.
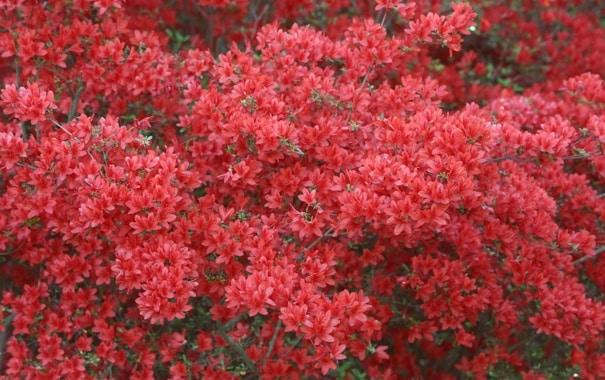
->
[1,1,605,379]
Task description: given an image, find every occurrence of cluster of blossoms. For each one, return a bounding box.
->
[1,0,605,379]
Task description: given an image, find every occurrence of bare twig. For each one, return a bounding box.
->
[295,228,338,263]
[280,335,303,358]
[14,57,20,88]
[50,118,101,169]
[67,81,85,122]
[483,155,522,164]
[573,245,605,266]
[0,312,15,371]
[248,2,270,45]
[304,228,334,253]
[484,151,605,165]
[262,320,282,366]
[217,313,257,375]
[16,162,37,170]
[51,118,74,136]
[224,312,245,330]
[380,9,388,27]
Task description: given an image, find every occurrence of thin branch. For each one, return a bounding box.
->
[248,2,270,45]
[295,228,339,263]
[13,31,20,88]
[304,228,334,253]
[224,312,245,330]
[14,56,20,88]
[0,312,15,371]
[484,151,604,165]
[380,9,388,27]
[16,162,37,170]
[262,320,282,366]
[50,118,101,169]
[67,81,85,122]
[505,328,545,353]
[216,313,257,375]
[483,155,522,164]
[573,245,605,266]
[280,335,303,358]
[51,118,73,136]
[20,123,28,141]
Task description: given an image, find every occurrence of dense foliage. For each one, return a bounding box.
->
[1,0,605,379]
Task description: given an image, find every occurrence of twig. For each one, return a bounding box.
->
[14,57,20,88]
[484,151,604,165]
[262,320,282,366]
[51,118,74,136]
[483,155,521,164]
[217,313,257,375]
[0,312,15,372]
[224,312,245,330]
[67,81,85,122]
[380,9,388,27]
[50,118,100,169]
[248,2,270,45]
[280,335,303,358]
[295,228,338,263]
[304,228,334,253]
[13,31,20,88]
[16,162,37,170]
[573,245,605,266]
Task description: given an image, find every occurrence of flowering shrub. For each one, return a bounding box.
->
[1,1,605,379]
